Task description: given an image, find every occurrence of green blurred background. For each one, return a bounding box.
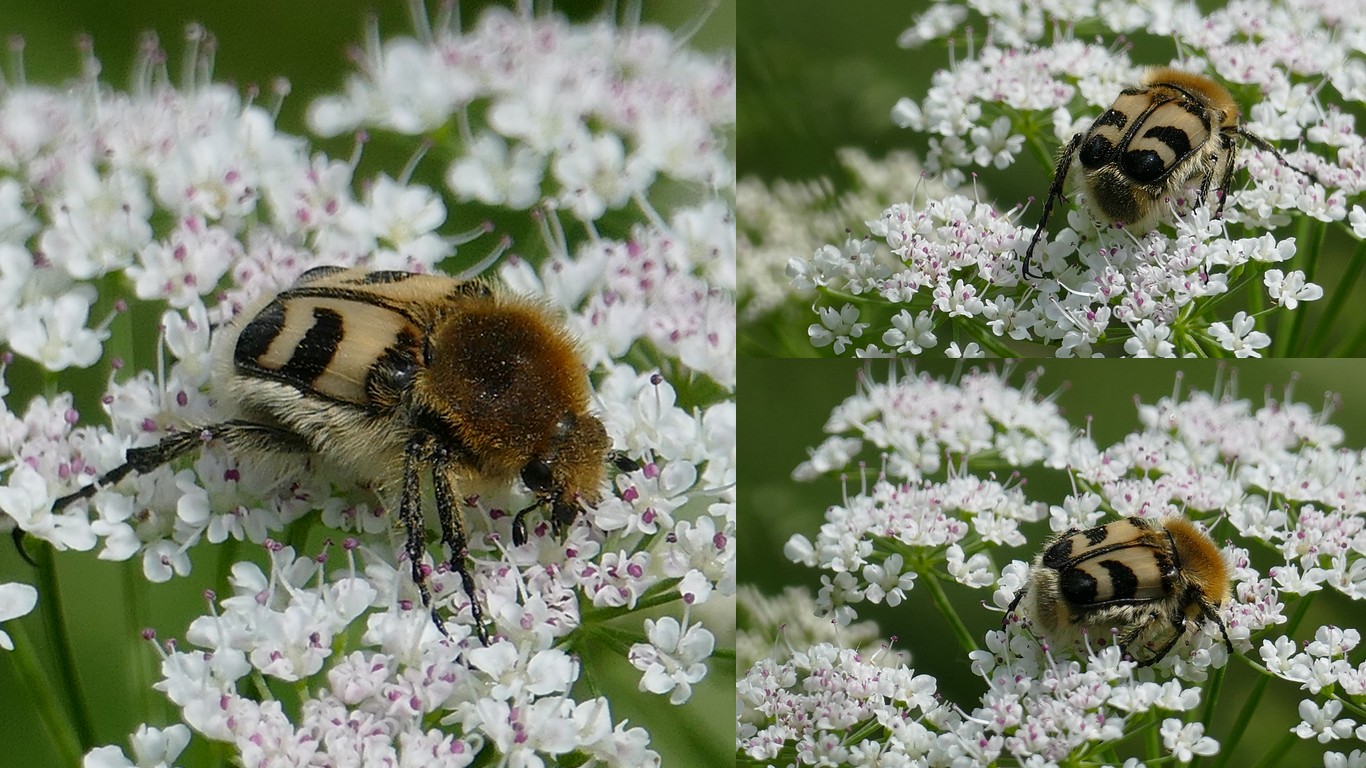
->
[0,2,734,766]
[738,0,1365,356]
[740,358,1366,765]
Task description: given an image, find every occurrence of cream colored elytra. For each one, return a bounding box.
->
[53,266,626,646]
[1004,515,1232,666]
[1022,67,1315,278]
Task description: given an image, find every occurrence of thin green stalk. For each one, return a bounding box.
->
[966,325,1017,357]
[1276,218,1323,356]
[580,580,683,621]
[1248,731,1298,768]
[1333,692,1366,721]
[1180,326,1213,357]
[1331,304,1366,356]
[32,544,96,751]
[1281,590,1317,636]
[1189,663,1226,768]
[575,619,644,656]
[1309,236,1366,355]
[1246,271,1266,321]
[1025,132,1056,171]
[1145,713,1160,758]
[919,569,978,655]
[1197,661,1226,726]
[123,553,163,721]
[6,617,84,765]
[1297,217,1325,285]
[1211,665,1271,768]
[1212,593,1315,768]
[843,716,889,746]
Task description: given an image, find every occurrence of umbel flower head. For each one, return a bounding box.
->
[0,5,734,767]
[740,363,1366,766]
[769,0,1366,357]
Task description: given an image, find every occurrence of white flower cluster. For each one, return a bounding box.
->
[735,584,886,673]
[966,642,1220,765]
[789,0,1366,356]
[309,6,734,215]
[85,724,191,768]
[0,5,733,767]
[791,365,1072,482]
[145,545,660,767]
[736,638,1222,767]
[736,642,942,765]
[308,7,737,385]
[739,149,950,322]
[784,367,1061,626]
[1264,626,1366,757]
[751,365,1366,764]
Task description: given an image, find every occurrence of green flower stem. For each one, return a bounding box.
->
[1247,273,1267,326]
[1197,660,1226,725]
[249,668,276,702]
[1274,217,1323,357]
[1310,236,1366,355]
[1280,589,1316,635]
[1296,217,1323,288]
[122,555,161,721]
[918,569,977,655]
[1024,132,1056,171]
[963,325,1016,357]
[32,543,96,751]
[7,616,84,765]
[579,579,684,624]
[842,716,886,746]
[1145,712,1161,759]
[1334,692,1366,721]
[1212,661,1271,768]
[1188,662,1226,768]
[1211,592,1315,768]
[1327,236,1366,355]
[573,620,642,657]
[1248,730,1298,768]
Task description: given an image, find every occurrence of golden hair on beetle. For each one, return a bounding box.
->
[49,266,637,646]
[1159,515,1232,607]
[1004,514,1233,666]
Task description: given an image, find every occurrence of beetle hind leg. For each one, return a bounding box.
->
[1237,126,1323,187]
[431,462,490,646]
[1002,587,1027,630]
[398,436,443,635]
[1200,599,1234,656]
[400,433,491,646]
[1206,132,1239,217]
[1022,133,1082,280]
[51,420,310,512]
[1121,609,1188,667]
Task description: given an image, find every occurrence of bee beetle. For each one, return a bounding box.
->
[1022,67,1317,278]
[1003,515,1233,666]
[51,266,635,645]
